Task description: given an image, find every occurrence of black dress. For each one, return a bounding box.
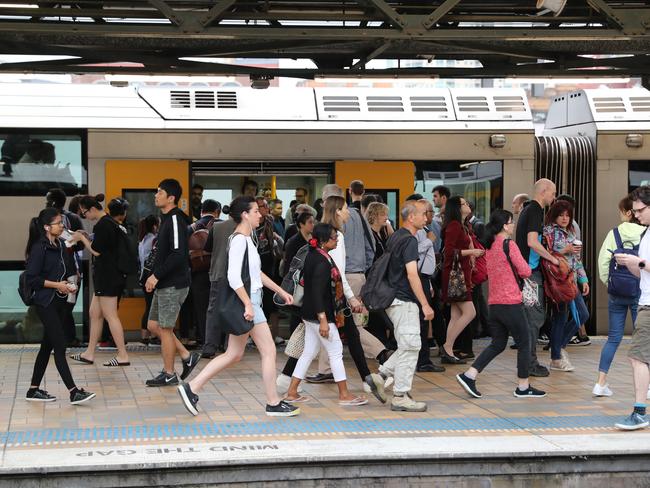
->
[91,215,125,297]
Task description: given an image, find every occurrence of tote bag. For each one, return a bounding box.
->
[447,250,468,301]
[216,234,254,336]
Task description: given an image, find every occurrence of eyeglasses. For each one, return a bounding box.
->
[80,209,88,218]
[49,220,64,226]
[633,205,648,215]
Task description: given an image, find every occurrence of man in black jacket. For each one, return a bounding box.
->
[145,179,201,387]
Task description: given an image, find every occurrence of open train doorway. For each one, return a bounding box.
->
[191,161,332,224]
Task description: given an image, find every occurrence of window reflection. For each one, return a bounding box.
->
[0,132,85,195]
[414,161,503,222]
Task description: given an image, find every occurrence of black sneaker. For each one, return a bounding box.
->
[146,371,179,387]
[201,346,216,359]
[305,373,335,384]
[70,388,96,405]
[456,373,482,398]
[568,335,591,346]
[514,385,547,398]
[180,352,201,380]
[177,382,199,416]
[265,400,300,417]
[529,365,550,377]
[26,388,56,402]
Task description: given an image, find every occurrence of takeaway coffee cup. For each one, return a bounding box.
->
[573,239,582,255]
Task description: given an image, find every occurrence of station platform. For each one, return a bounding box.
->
[0,338,649,487]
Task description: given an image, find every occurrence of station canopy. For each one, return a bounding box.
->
[2,1,650,80]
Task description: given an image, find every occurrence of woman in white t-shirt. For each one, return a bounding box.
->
[178,196,299,418]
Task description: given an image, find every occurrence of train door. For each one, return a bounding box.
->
[335,161,415,224]
[192,162,332,219]
[105,159,190,331]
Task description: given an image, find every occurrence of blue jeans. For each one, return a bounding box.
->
[550,293,590,360]
[598,294,639,374]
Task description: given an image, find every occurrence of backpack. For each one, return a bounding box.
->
[360,232,412,311]
[18,271,36,306]
[541,231,578,305]
[607,227,641,298]
[189,220,214,273]
[114,222,139,275]
[273,243,309,307]
[139,240,157,286]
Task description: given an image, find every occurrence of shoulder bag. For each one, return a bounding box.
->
[446,249,468,301]
[216,233,255,336]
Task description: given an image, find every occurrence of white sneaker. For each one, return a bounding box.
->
[550,359,574,372]
[274,336,286,346]
[560,349,569,362]
[275,373,303,393]
[592,383,613,397]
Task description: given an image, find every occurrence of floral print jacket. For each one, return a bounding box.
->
[542,224,588,284]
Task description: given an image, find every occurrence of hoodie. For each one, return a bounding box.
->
[597,221,646,284]
[152,206,191,289]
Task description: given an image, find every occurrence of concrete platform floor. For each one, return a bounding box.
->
[0,337,648,482]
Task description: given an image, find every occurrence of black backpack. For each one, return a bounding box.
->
[360,232,412,311]
[18,242,47,306]
[273,243,309,306]
[113,221,139,275]
[607,227,641,298]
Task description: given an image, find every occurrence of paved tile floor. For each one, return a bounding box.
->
[1,337,646,448]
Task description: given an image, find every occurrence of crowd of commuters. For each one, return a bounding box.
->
[20,177,650,430]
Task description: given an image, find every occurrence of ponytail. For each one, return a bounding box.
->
[483,209,513,250]
[25,207,60,258]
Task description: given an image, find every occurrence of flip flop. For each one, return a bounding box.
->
[69,354,93,365]
[283,395,310,403]
[103,357,130,367]
[339,396,368,406]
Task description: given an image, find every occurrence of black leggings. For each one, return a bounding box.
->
[472,303,531,379]
[32,297,76,390]
[282,313,371,381]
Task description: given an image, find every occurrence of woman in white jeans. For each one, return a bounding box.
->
[285,223,367,406]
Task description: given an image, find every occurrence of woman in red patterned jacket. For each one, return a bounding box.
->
[440,196,484,364]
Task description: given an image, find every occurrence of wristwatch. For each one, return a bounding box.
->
[640,261,646,269]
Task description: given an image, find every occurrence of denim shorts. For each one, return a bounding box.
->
[251,289,267,325]
[149,286,189,328]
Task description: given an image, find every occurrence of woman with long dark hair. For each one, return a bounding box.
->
[456,209,546,399]
[543,200,590,372]
[177,196,299,417]
[440,196,484,364]
[69,196,130,367]
[24,208,95,404]
[284,223,367,406]
[138,214,159,345]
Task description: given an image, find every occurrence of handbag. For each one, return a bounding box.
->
[503,239,540,307]
[215,233,255,336]
[446,249,468,301]
[284,322,305,359]
[470,235,487,285]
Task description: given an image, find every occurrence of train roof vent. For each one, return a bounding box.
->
[138,87,316,120]
[315,88,453,121]
[216,91,237,109]
[366,95,404,112]
[409,96,450,113]
[564,89,650,125]
[450,89,531,121]
[194,91,215,108]
[170,90,191,109]
[322,95,361,112]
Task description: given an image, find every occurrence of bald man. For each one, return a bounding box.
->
[512,193,530,216]
[515,179,560,378]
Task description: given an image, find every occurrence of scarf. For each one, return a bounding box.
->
[315,246,347,328]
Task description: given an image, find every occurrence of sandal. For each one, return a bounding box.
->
[69,354,93,365]
[339,396,368,406]
[103,357,130,367]
[283,395,310,403]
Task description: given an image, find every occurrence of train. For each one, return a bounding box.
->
[0,82,648,341]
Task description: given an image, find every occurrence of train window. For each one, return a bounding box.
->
[0,265,84,344]
[628,161,650,194]
[0,131,86,196]
[413,160,503,223]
